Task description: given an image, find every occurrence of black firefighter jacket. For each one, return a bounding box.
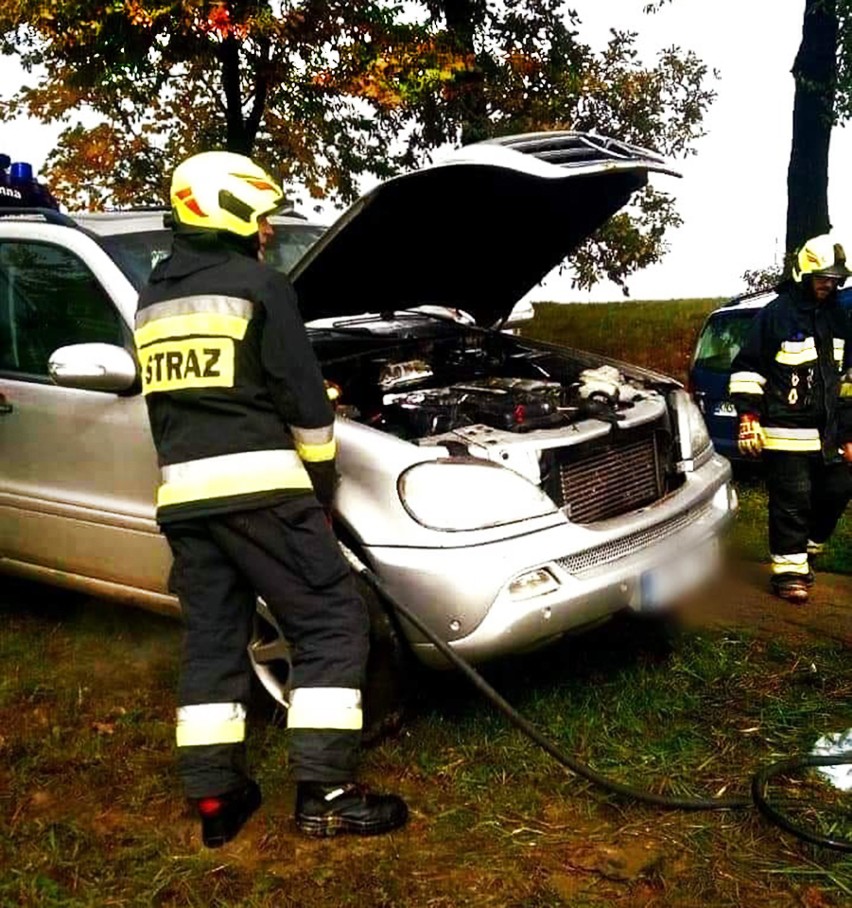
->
[729,282,852,459]
[135,234,337,524]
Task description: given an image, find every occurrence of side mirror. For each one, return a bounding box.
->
[48,343,138,393]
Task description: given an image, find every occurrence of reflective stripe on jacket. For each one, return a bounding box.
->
[135,235,336,522]
[729,284,852,456]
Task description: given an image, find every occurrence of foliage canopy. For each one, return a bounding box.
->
[0,1,716,291]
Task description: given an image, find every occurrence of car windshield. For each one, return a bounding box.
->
[692,313,756,373]
[99,223,326,290]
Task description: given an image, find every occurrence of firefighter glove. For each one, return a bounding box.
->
[738,413,765,457]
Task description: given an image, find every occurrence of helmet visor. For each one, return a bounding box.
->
[813,265,851,284]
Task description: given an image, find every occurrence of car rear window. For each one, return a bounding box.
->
[100,224,326,290]
[692,313,755,373]
[99,230,173,291]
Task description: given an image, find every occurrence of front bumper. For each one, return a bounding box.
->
[365,453,735,668]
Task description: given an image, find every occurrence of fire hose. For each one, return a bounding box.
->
[338,540,852,852]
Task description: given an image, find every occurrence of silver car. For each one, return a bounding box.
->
[0,132,736,706]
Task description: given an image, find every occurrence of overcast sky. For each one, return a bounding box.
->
[0,1,845,302]
[549,0,833,302]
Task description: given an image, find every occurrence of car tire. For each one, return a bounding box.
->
[358,572,413,746]
[246,570,413,746]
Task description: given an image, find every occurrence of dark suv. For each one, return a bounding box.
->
[689,288,852,460]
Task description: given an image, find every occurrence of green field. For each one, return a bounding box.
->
[523,298,724,385]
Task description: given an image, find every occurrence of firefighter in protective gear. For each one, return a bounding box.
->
[729,233,852,603]
[135,151,407,846]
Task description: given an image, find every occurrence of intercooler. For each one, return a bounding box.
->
[551,433,663,524]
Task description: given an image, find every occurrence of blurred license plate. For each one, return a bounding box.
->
[713,400,738,417]
[639,537,720,611]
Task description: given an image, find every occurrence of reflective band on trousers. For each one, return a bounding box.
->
[775,337,817,366]
[158,449,312,508]
[287,687,363,731]
[176,702,247,747]
[291,424,336,463]
[771,553,810,576]
[762,426,821,452]
[729,371,766,396]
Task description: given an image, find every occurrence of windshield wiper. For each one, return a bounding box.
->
[306,325,376,337]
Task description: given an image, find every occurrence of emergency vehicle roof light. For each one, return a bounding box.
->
[9,161,33,183]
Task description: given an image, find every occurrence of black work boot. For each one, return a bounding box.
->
[771,574,810,604]
[193,780,262,848]
[295,782,408,837]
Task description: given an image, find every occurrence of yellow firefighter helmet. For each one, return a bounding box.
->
[792,234,852,283]
[170,151,284,238]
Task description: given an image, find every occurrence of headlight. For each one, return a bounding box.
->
[671,390,713,471]
[398,459,556,531]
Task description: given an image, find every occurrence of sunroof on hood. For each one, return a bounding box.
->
[291,131,677,326]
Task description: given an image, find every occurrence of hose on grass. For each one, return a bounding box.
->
[752,755,852,852]
[338,541,852,852]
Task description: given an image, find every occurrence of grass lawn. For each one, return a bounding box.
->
[3,583,852,907]
[523,298,725,385]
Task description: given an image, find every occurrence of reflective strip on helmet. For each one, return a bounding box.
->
[762,426,821,452]
[176,702,246,748]
[775,337,817,366]
[771,553,810,576]
[158,449,312,508]
[286,687,363,731]
[729,371,766,396]
[291,424,336,463]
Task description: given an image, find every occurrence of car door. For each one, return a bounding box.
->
[0,231,172,601]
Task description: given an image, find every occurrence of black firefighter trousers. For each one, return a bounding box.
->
[163,495,369,798]
[764,451,852,570]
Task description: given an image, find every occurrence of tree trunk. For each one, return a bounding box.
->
[785,0,837,260]
[439,0,489,145]
[221,36,251,155]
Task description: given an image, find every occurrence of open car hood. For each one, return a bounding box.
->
[291,132,678,327]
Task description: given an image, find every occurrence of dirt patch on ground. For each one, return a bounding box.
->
[684,559,852,647]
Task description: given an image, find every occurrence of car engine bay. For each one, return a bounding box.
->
[315,326,684,522]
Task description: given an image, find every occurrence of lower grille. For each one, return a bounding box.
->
[555,434,661,523]
[556,502,712,576]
